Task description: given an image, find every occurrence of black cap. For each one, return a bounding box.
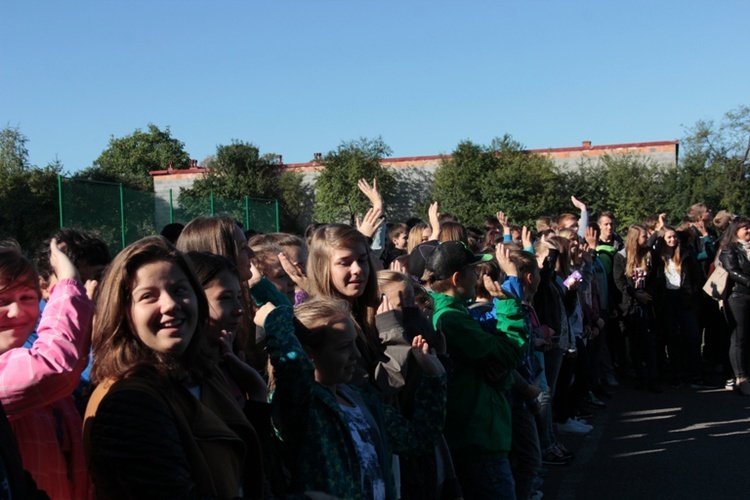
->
[425,241,492,281]
[408,241,439,282]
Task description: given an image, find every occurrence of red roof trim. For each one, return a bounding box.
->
[149,167,207,177]
[154,140,680,173]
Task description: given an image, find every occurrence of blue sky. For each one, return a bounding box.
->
[1,1,747,173]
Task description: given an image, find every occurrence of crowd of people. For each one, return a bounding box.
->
[0,177,748,500]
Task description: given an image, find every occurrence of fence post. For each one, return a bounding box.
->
[210,193,214,215]
[275,199,280,231]
[57,175,64,228]
[245,196,250,230]
[169,189,174,224]
[119,183,126,250]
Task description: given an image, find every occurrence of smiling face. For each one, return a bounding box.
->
[330,243,370,300]
[204,270,243,342]
[308,316,362,388]
[664,230,677,248]
[129,260,198,357]
[737,224,750,242]
[0,284,40,355]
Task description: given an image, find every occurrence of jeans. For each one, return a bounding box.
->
[726,293,750,379]
[537,348,563,451]
[626,304,658,382]
[454,458,516,500]
[510,406,540,500]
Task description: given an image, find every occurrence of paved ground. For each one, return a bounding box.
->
[539,382,750,500]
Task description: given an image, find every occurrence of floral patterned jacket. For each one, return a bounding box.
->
[263,305,447,500]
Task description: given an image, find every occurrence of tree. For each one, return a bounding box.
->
[0,125,30,173]
[676,105,750,216]
[179,140,307,232]
[313,137,397,224]
[431,135,565,228]
[0,126,61,249]
[78,124,190,190]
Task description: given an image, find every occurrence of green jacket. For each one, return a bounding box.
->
[264,305,447,500]
[430,292,528,462]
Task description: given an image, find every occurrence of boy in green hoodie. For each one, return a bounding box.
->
[426,241,529,499]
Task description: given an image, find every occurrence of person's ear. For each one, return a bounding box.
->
[450,271,461,288]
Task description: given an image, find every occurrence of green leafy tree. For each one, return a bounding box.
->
[78,124,190,190]
[676,105,750,216]
[0,126,61,248]
[313,137,397,224]
[179,140,307,232]
[431,135,565,228]
[0,125,30,172]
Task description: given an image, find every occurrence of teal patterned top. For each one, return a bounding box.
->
[263,305,447,500]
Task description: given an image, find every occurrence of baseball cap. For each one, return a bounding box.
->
[408,241,439,283]
[426,240,493,281]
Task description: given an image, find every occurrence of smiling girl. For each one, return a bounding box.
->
[307,224,383,380]
[83,236,263,498]
[0,240,93,499]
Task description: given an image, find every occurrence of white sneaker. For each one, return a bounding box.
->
[530,490,544,500]
[572,416,592,428]
[557,418,591,434]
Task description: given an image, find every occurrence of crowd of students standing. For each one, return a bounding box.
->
[0,177,748,500]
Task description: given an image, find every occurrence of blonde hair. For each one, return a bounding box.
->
[624,225,651,278]
[307,224,381,364]
[407,223,430,254]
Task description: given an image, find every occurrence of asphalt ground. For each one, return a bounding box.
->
[539,381,750,500]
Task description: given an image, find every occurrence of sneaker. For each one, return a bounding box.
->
[541,448,572,465]
[572,416,591,428]
[726,378,736,390]
[557,418,592,434]
[585,392,607,409]
[604,373,620,387]
[689,378,722,389]
[553,443,574,459]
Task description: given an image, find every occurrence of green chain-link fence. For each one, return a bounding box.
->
[58,177,279,254]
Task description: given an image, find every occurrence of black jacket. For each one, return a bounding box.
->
[719,243,750,296]
[613,249,657,316]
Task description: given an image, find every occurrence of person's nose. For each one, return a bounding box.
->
[6,302,20,319]
[161,293,182,314]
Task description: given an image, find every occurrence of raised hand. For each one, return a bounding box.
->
[584,226,598,249]
[496,211,511,234]
[356,207,384,239]
[278,252,309,292]
[49,238,79,282]
[410,335,445,376]
[377,293,394,315]
[656,213,667,231]
[571,195,587,212]
[495,244,518,278]
[389,259,406,274]
[428,201,441,240]
[521,226,533,249]
[483,275,508,299]
[357,178,383,211]
[247,261,263,289]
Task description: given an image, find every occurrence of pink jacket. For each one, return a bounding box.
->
[0,279,93,500]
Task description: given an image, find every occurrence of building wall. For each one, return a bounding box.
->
[151,140,678,229]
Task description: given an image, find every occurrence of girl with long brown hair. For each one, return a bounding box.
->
[614,225,661,392]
